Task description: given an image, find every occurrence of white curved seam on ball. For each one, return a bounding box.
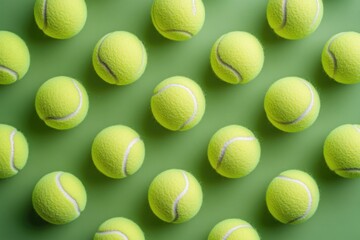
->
[122,137,141,176]
[42,0,48,29]
[310,0,321,30]
[46,79,83,121]
[154,83,198,130]
[153,9,193,38]
[97,35,118,82]
[165,29,193,38]
[326,33,342,77]
[96,230,128,240]
[9,130,18,173]
[56,172,81,215]
[0,65,18,81]
[191,0,197,15]
[277,175,312,223]
[216,37,243,83]
[172,172,190,222]
[274,81,315,125]
[217,136,255,169]
[278,0,288,29]
[222,224,251,240]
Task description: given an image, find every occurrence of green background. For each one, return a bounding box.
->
[1,0,360,239]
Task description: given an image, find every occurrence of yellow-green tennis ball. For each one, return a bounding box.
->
[0,31,30,85]
[322,32,360,84]
[0,124,28,179]
[210,31,264,84]
[94,217,145,240]
[92,125,145,179]
[208,125,260,178]
[92,31,147,85]
[34,0,87,39]
[264,77,320,133]
[324,124,360,178]
[148,169,203,223]
[151,76,206,131]
[266,170,320,224]
[35,76,89,130]
[267,0,323,40]
[32,171,87,224]
[151,0,205,41]
[208,219,260,240]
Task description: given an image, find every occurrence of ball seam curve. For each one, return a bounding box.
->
[96,230,129,240]
[55,172,81,216]
[41,0,48,30]
[215,36,243,83]
[154,83,199,130]
[172,171,190,222]
[9,129,19,173]
[217,136,256,169]
[0,65,19,81]
[277,175,313,223]
[96,34,119,83]
[45,79,84,122]
[122,137,141,177]
[271,81,315,125]
[326,33,344,78]
[222,224,251,240]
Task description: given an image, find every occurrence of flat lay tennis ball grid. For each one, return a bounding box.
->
[1,0,359,238]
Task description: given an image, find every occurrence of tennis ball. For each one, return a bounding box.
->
[210,31,264,84]
[34,0,87,39]
[92,31,147,85]
[0,124,28,179]
[208,218,260,240]
[92,125,145,179]
[266,169,319,224]
[324,124,360,178]
[264,77,320,133]
[322,32,360,84]
[35,76,89,130]
[94,217,145,240]
[208,125,261,178]
[0,31,30,85]
[148,169,203,223]
[32,171,87,224]
[267,0,323,40]
[151,0,205,41]
[151,76,205,131]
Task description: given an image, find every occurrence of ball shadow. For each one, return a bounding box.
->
[259,17,286,46]
[254,106,283,140]
[25,199,52,229]
[138,106,172,140]
[199,63,234,93]
[142,14,172,49]
[312,60,339,92]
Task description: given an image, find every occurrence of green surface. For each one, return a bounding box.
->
[1,0,360,239]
